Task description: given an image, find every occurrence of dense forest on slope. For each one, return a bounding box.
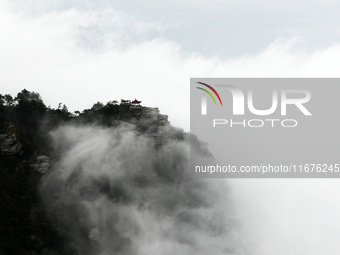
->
[0,90,70,254]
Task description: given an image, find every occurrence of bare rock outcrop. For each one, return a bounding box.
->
[0,124,22,155]
[30,155,50,174]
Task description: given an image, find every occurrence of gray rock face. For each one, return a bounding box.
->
[31,155,50,174]
[88,228,100,241]
[0,126,22,155]
[111,120,137,131]
[157,114,168,124]
[142,107,164,120]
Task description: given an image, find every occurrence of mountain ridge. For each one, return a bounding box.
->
[0,89,235,255]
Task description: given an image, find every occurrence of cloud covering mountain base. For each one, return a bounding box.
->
[41,125,242,255]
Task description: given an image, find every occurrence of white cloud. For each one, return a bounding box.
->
[2,1,340,130]
[44,124,241,254]
[229,179,340,255]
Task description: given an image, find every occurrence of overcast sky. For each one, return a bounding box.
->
[2,1,340,254]
[2,0,340,130]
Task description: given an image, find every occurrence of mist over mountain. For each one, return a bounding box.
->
[0,90,242,255]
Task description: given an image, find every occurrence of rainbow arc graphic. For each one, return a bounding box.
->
[196,82,222,106]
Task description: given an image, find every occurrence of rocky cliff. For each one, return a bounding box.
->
[0,90,233,255]
[0,90,192,255]
[0,124,22,155]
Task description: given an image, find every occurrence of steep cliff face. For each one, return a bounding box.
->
[30,155,50,174]
[37,106,240,255]
[111,107,183,147]
[0,124,22,155]
[0,90,239,255]
[0,95,191,255]
[0,128,60,255]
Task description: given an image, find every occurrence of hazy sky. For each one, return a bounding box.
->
[7,0,340,57]
[2,0,340,130]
